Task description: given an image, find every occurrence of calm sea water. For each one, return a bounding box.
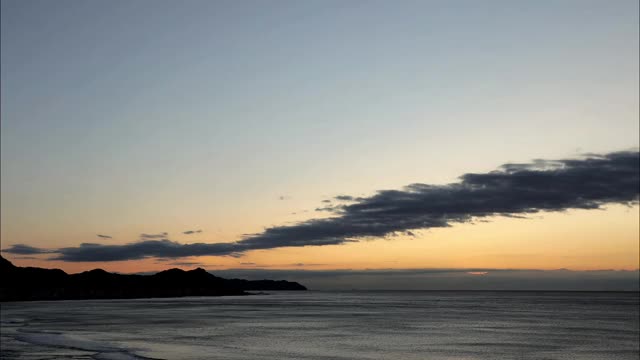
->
[1,291,638,360]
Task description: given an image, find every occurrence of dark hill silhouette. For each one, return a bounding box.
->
[0,256,306,302]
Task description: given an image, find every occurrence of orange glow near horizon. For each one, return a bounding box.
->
[3,205,638,274]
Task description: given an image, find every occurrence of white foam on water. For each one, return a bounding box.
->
[14,331,160,360]
[16,332,116,352]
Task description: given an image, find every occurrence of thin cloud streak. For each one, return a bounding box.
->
[140,232,168,240]
[2,151,638,262]
[183,230,203,235]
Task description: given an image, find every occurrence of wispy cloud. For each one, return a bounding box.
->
[334,195,356,201]
[3,151,638,262]
[183,230,203,235]
[97,234,112,239]
[140,232,168,240]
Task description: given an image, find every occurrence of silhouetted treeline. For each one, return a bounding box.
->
[0,256,306,302]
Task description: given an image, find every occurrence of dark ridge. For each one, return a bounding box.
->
[0,256,306,302]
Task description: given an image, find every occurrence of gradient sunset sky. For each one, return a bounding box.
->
[1,0,638,282]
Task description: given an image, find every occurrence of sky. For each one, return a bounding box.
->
[1,0,638,290]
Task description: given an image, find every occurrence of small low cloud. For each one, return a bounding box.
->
[335,195,356,201]
[97,234,112,239]
[183,230,203,235]
[140,232,168,240]
[315,206,337,212]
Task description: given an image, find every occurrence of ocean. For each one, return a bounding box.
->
[1,291,638,360]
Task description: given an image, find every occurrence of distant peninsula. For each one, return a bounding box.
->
[0,256,306,302]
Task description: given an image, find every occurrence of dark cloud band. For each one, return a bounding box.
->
[2,151,638,262]
[2,244,56,255]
